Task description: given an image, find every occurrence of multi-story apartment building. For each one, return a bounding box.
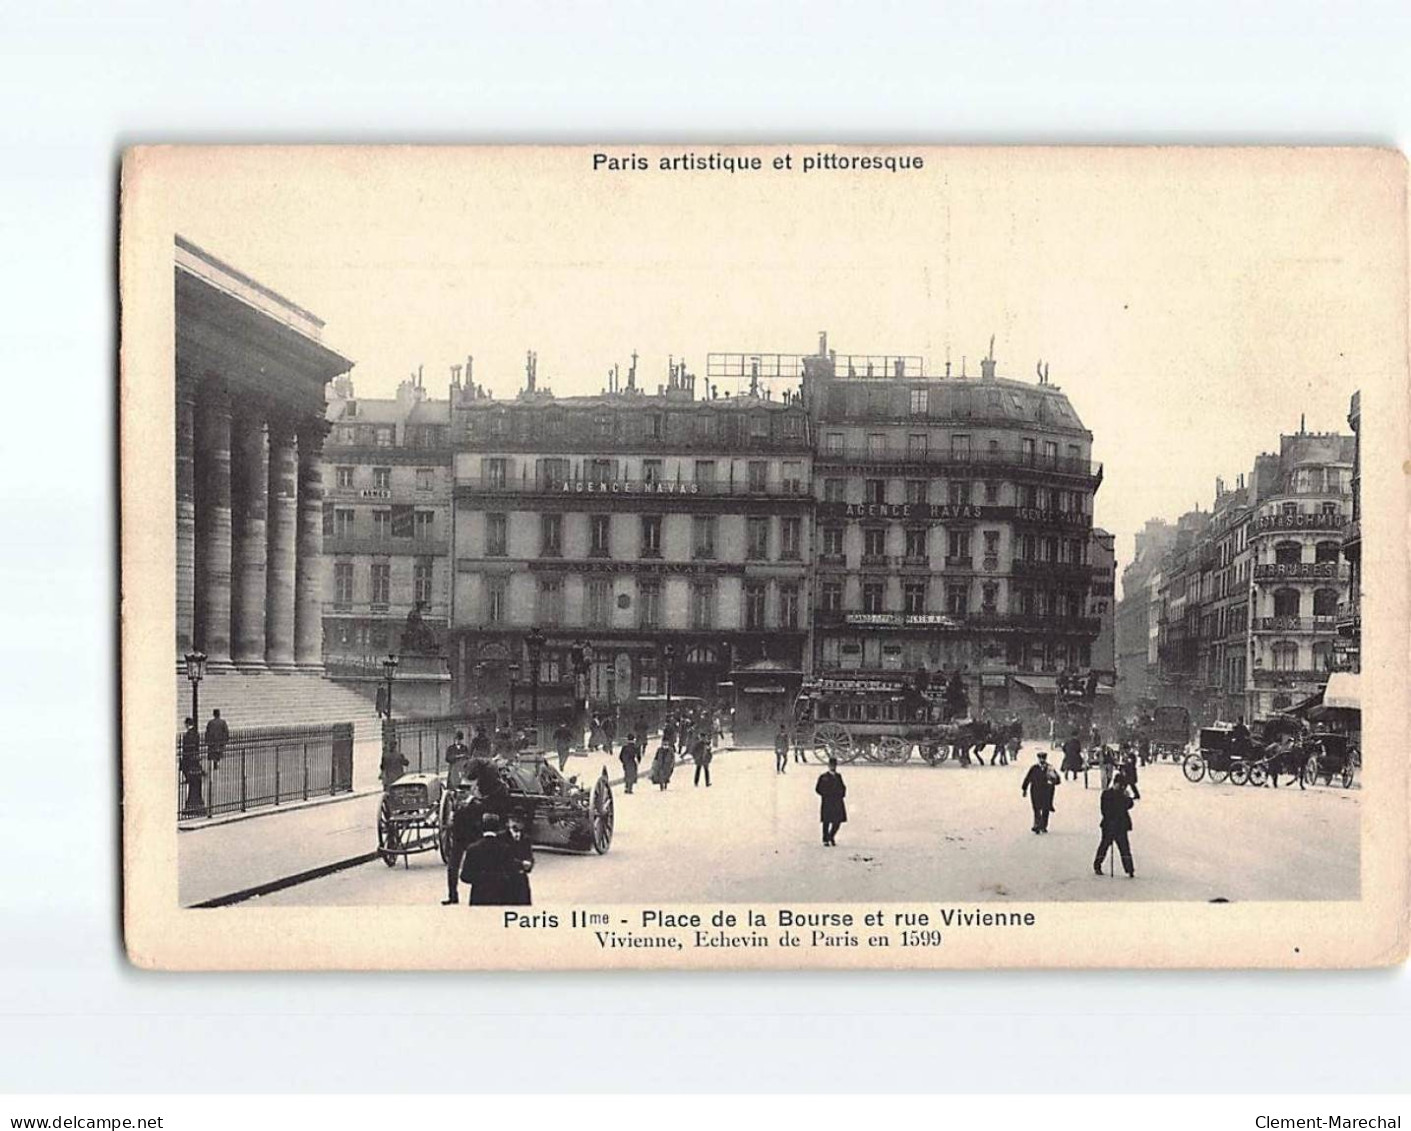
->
[1088,528,1117,681]
[1114,518,1176,710]
[1336,391,1361,673]
[322,373,454,670]
[1138,423,1353,723]
[448,357,813,734]
[1246,430,1354,718]
[790,338,1104,714]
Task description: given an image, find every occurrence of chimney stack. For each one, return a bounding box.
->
[818,330,828,357]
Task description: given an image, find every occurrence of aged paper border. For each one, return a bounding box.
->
[120,145,1410,970]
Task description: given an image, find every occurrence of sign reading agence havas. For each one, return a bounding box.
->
[818,502,986,521]
[562,480,702,495]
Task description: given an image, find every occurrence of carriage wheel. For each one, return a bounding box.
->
[1181,753,1206,784]
[1303,754,1323,788]
[1246,763,1267,788]
[1208,763,1230,785]
[591,772,615,854]
[377,801,400,867]
[813,722,856,764]
[436,793,454,864]
[1340,760,1356,790]
[878,735,910,764]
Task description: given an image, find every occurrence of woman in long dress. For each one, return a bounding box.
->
[650,741,676,790]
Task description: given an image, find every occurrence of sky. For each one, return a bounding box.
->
[147,146,1400,594]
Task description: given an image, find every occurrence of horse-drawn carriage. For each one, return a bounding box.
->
[376,753,614,867]
[1180,716,1356,790]
[790,679,1009,766]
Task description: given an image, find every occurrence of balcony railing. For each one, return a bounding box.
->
[1252,562,1349,582]
[1252,668,1329,685]
[816,445,1102,480]
[1252,615,1339,633]
[324,536,448,557]
[457,476,814,498]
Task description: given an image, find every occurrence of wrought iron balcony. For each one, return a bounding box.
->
[815,444,1102,481]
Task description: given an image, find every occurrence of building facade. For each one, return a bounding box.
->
[795,340,1104,716]
[1114,518,1176,710]
[1336,391,1361,673]
[1133,422,1354,724]
[447,358,813,734]
[175,236,352,673]
[321,373,454,672]
[1088,528,1117,681]
[1246,432,1354,718]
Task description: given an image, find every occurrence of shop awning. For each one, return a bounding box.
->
[1013,676,1059,694]
[1323,671,1360,711]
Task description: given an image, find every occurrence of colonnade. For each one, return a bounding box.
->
[176,378,327,669]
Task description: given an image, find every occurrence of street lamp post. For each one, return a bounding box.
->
[184,651,208,729]
[381,653,399,719]
[526,628,545,733]
[662,642,676,706]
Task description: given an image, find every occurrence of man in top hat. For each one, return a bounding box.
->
[815,756,847,846]
[444,729,471,788]
[1021,750,1060,834]
[1094,769,1137,878]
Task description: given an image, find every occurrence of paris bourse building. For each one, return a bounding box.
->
[436,341,1106,726]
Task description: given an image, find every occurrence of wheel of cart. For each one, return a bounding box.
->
[1237,760,1258,787]
[1181,751,1207,783]
[811,721,858,763]
[590,770,614,854]
[876,735,911,764]
[377,797,403,867]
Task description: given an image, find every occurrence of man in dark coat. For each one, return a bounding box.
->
[815,757,847,846]
[650,741,675,790]
[1060,733,1084,781]
[459,812,518,905]
[179,717,205,817]
[469,725,491,759]
[619,733,641,794]
[204,708,229,769]
[501,813,535,905]
[441,791,481,905]
[554,721,573,771]
[692,730,713,787]
[444,730,471,787]
[1094,772,1136,877]
[1021,751,1059,834]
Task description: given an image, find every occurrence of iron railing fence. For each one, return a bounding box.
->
[177,722,353,819]
[384,712,500,775]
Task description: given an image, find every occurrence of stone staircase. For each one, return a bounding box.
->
[175,669,389,746]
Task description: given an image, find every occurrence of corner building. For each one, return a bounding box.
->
[448,364,813,732]
[797,342,1103,712]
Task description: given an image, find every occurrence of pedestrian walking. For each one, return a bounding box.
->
[1060,733,1084,781]
[501,813,535,905]
[619,733,641,794]
[774,723,790,774]
[650,741,675,790]
[554,720,573,771]
[1021,751,1060,834]
[441,790,480,905]
[815,757,847,846]
[602,714,617,758]
[661,717,678,751]
[379,735,408,787]
[692,730,713,787]
[179,717,205,817]
[469,724,491,759]
[1120,746,1141,800]
[459,812,519,905]
[1094,771,1137,878]
[204,708,229,769]
[445,729,471,788]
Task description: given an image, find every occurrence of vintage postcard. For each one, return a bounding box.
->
[120,145,1409,969]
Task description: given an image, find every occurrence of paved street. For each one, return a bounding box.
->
[251,742,1360,907]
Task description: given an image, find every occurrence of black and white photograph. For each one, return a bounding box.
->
[119,145,1407,970]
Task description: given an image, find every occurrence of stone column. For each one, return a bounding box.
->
[195,384,233,667]
[230,408,269,667]
[294,420,327,670]
[175,377,197,660]
[265,419,299,669]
